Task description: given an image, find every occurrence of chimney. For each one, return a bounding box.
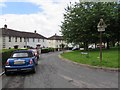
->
[55,33,57,36]
[34,30,36,33]
[4,24,7,29]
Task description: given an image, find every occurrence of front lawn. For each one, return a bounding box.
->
[61,47,119,68]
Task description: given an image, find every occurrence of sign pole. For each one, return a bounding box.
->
[97,18,106,65]
[100,31,102,64]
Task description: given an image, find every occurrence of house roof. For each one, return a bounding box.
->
[48,34,63,40]
[0,28,47,39]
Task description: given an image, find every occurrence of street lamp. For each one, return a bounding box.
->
[97,18,106,64]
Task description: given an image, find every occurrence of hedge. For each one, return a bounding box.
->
[41,48,49,53]
[2,49,14,66]
[41,48,60,53]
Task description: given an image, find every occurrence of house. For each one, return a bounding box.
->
[0,25,47,49]
[0,24,73,49]
[48,34,66,49]
[48,34,73,49]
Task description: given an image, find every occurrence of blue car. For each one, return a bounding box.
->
[4,50,38,75]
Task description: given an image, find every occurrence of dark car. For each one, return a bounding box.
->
[4,50,38,75]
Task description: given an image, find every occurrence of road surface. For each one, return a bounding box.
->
[1,52,118,88]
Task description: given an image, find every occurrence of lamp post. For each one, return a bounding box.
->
[97,18,106,64]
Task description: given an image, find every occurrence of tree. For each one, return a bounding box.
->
[61,2,119,50]
[60,43,65,50]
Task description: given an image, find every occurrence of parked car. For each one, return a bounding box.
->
[4,50,38,75]
[88,45,95,49]
[72,46,79,51]
[29,49,40,60]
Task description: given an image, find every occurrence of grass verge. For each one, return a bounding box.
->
[61,47,119,68]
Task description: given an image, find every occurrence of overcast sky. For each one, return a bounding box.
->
[0,0,79,37]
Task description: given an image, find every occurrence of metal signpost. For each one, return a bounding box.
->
[97,18,106,64]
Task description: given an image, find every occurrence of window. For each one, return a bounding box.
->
[24,38,26,42]
[20,37,22,42]
[27,38,29,42]
[15,37,17,42]
[33,38,35,42]
[12,53,28,58]
[11,52,34,58]
[43,39,44,42]
[3,36,5,42]
[38,39,40,42]
[3,44,5,48]
[9,36,11,42]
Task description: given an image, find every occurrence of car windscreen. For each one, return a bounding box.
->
[11,52,33,58]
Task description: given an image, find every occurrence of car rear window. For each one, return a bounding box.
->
[11,52,34,58]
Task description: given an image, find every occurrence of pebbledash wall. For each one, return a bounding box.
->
[0,25,70,49]
[27,38,48,48]
[3,36,25,49]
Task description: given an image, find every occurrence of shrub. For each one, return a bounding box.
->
[41,48,49,53]
[48,48,54,52]
[41,48,58,53]
[2,49,15,66]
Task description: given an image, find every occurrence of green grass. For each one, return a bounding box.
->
[61,47,119,68]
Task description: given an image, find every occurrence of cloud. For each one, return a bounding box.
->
[0,3,6,7]
[0,0,79,37]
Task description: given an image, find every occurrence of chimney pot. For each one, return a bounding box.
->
[4,24,7,29]
[34,30,36,33]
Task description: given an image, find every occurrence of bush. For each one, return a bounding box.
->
[41,48,49,53]
[48,48,54,52]
[2,49,15,66]
[41,48,61,53]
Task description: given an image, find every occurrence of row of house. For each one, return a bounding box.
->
[0,25,72,49]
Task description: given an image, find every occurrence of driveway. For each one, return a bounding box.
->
[2,52,118,88]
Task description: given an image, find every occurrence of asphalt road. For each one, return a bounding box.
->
[2,52,118,88]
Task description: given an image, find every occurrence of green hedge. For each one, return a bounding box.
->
[41,48,49,53]
[41,48,57,53]
[48,48,54,52]
[2,49,15,66]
